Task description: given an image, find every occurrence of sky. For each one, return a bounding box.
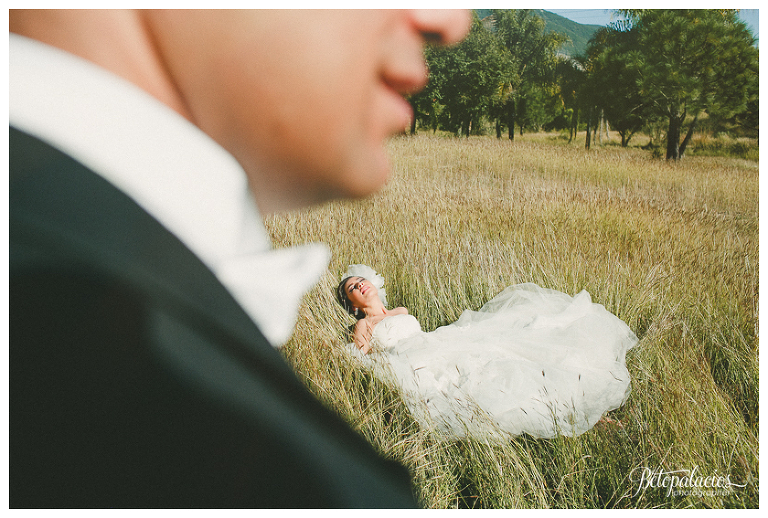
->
[548,8,759,43]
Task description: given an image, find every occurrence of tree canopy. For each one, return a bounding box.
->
[409,9,758,159]
[603,9,759,159]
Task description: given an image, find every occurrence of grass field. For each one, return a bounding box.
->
[264,132,758,508]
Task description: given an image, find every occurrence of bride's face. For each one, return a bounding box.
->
[344,276,379,310]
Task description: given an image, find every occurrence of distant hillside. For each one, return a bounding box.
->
[475,9,603,58]
[537,10,604,57]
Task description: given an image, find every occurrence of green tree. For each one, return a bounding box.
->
[492,9,568,140]
[421,13,509,137]
[621,9,758,159]
[556,57,584,143]
[516,81,561,134]
[408,45,448,134]
[584,26,651,147]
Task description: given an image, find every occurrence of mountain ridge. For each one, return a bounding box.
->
[475,9,603,58]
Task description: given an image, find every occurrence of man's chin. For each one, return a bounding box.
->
[341,160,391,200]
[252,149,392,213]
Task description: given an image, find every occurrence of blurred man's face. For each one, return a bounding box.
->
[144,10,469,213]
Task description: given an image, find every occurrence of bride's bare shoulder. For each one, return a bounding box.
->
[391,307,409,315]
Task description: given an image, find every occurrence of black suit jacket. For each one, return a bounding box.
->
[9,127,417,508]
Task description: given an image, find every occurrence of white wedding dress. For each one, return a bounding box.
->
[348,283,638,439]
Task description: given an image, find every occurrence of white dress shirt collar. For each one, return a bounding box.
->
[9,33,330,347]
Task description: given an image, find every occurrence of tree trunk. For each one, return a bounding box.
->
[410,115,417,135]
[593,118,599,146]
[585,106,592,150]
[666,114,682,160]
[679,113,700,158]
[495,119,502,139]
[569,108,579,144]
[620,131,629,147]
[597,109,603,145]
[507,100,515,141]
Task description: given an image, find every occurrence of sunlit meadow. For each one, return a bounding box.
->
[264,133,758,508]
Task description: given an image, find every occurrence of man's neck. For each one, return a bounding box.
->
[9,9,192,123]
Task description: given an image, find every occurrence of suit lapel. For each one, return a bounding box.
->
[10,126,286,368]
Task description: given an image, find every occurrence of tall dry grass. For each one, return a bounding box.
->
[264,133,758,508]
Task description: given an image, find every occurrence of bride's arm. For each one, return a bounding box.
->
[353,319,373,354]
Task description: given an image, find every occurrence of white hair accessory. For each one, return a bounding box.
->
[343,264,387,307]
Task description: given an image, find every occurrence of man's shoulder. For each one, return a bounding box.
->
[10,126,262,339]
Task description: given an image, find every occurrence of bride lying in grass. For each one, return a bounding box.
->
[335,264,638,439]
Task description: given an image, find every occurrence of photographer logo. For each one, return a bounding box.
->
[630,465,746,498]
